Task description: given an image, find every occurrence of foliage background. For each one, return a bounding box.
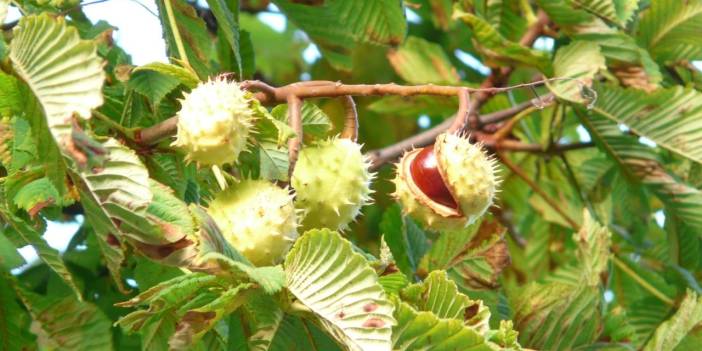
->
[1,0,702,350]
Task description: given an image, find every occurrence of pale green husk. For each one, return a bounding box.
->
[291,138,374,231]
[207,180,298,266]
[435,133,498,225]
[173,78,255,166]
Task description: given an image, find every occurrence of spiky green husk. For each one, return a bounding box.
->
[435,133,498,224]
[392,133,498,231]
[392,166,468,231]
[173,78,255,166]
[207,180,298,266]
[291,138,374,231]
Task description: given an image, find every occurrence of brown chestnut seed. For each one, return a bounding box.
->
[409,145,459,210]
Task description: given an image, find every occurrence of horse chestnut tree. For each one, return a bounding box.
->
[1,1,701,351]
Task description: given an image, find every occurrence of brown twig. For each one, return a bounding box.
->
[497,152,580,229]
[134,117,177,145]
[364,99,543,170]
[243,78,565,105]
[339,96,358,141]
[448,88,471,134]
[133,9,553,154]
[287,95,303,177]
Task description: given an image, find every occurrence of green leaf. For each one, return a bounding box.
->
[453,6,552,73]
[272,0,407,70]
[378,272,409,296]
[0,202,81,299]
[580,102,702,257]
[0,232,25,270]
[637,0,702,62]
[511,282,602,349]
[156,0,216,79]
[12,177,59,215]
[367,95,457,117]
[575,210,612,285]
[536,0,610,34]
[9,14,105,146]
[285,229,396,350]
[644,291,702,351]
[20,292,114,350]
[0,271,33,351]
[270,102,333,139]
[239,14,306,83]
[592,84,702,165]
[71,138,155,289]
[252,97,295,147]
[128,70,181,109]
[420,218,510,290]
[5,117,36,175]
[548,41,605,105]
[169,283,255,351]
[256,141,289,182]
[245,294,342,351]
[133,62,200,89]
[575,0,640,26]
[391,297,492,351]
[510,211,610,349]
[0,72,22,117]
[387,36,460,85]
[380,204,428,280]
[401,271,491,333]
[205,0,242,78]
[198,252,286,295]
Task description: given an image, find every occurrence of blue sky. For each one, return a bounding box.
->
[2,1,695,270]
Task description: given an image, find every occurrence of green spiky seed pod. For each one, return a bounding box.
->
[392,132,498,231]
[172,78,255,166]
[291,137,374,232]
[207,180,298,266]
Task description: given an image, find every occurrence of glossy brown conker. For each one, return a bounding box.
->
[409,145,459,210]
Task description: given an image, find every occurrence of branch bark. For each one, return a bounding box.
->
[286,95,303,177]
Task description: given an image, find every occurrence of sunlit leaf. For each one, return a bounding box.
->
[9,14,105,146]
[285,229,396,351]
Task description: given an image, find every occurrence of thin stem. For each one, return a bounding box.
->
[135,117,177,145]
[60,0,109,15]
[493,106,537,141]
[287,95,303,177]
[240,79,277,97]
[449,88,471,133]
[128,0,159,18]
[301,319,319,351]
[163,0,190,67]
[612,256,675,306]
[340,96,358,141]
[365,101,537,170]
[92,110,135,140]
[559,153,591,211]
[498,152,580,229]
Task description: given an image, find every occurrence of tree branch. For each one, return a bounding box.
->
[287,95,303,177]
[364,99,544,169]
